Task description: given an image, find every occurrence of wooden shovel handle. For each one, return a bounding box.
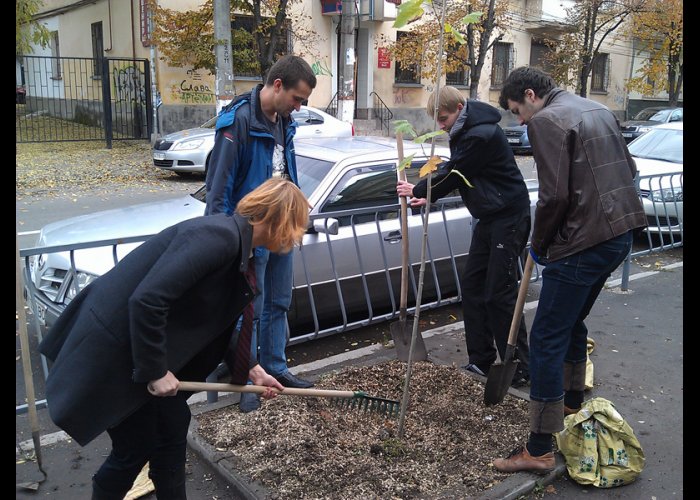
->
[395,131,409,319]
[506,253,535,348]
[178,381,356,398]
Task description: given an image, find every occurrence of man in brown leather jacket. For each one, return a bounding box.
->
[493,66,646,474]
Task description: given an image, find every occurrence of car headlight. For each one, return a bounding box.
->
[637,126,653,134]
[650,187,683,202]
[65,271,99,301]
[172,139,205,151]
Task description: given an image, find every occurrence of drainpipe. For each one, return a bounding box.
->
[625,37,636,121]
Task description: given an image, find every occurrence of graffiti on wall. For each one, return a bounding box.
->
[311,59,333,77]
[393,87,420,106]
[112,65,146,104]
[170,69,215,104]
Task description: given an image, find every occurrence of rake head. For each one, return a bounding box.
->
[330,392,401,418]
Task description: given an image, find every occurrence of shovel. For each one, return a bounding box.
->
[483,252,534,406]
[389,131,428,362]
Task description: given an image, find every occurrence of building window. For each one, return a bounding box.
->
[50,31,61,79]
[231,16,290,78]
[446,42,469,87]
[529,39,554,74]
[394,31,421,84]
[91,22,104,78]
[491,42,514,87]
[591,53,610,92]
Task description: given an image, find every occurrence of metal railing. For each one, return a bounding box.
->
[17,171,682,413]
[324,92,338,118]
[370,91,393,136]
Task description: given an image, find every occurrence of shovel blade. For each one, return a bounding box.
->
[389,319,427,362]
[483,359,519,406]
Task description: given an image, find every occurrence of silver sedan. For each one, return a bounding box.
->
[152,106,354,176]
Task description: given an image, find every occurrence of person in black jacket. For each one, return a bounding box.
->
[396,86,531,387]
[39,178,309,500]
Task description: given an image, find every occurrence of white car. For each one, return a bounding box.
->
[627,121,683,236]
[152,106,354,176]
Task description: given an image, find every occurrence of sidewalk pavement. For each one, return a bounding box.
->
[16,255,682,499]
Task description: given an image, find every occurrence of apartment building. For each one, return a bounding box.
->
[19,0,677,136]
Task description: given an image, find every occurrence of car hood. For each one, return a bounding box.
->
[162,127,214,142]
[37,194,205,247]
[620,120,660,128]
[633,156,683,192]
[633,156,683,177]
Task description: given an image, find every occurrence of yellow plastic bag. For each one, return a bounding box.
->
[555,397,645,488]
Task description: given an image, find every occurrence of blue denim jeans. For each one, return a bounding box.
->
[529,231,633,403]
[249,246,294,378]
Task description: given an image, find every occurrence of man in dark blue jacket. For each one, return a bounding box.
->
[397,86,531,388]
[205,55,317,412]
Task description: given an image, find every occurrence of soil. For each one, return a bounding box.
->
[195,360,531,499]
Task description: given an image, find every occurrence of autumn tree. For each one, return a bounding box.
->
[624,0,682,106]
[16,0,51,55]
[543,0,646,97]
[383,0,510,99]
[147,0,322,79]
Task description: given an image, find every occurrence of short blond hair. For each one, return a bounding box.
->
[426,86,466,119]
[236,178,309,253]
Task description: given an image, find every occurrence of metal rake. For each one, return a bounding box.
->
[178,381,400,418]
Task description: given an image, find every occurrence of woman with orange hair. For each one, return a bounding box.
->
[39,178,309,499]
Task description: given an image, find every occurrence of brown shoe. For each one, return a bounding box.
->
[564,405,580,416]
[493,446,555,474]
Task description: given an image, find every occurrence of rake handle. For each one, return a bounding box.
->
[178,381,356,399]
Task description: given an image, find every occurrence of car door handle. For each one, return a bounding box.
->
[383,230,402,243]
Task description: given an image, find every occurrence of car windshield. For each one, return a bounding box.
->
[202,116,217,129]
[498,113,523,128]
[633,108,671,122]
[296,155,335,197]
[627,128,683,164]
[189,154,335,203]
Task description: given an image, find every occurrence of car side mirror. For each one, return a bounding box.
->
[309,218,339,235]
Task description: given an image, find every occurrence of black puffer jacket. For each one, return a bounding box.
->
[412,99,529,222]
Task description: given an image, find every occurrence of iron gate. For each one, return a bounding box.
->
[16,56,152,147]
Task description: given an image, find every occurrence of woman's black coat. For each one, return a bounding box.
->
[39,213,256,446]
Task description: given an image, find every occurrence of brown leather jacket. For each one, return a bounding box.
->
[528,89,646,261]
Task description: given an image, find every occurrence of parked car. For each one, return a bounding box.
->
[27,136,539,346]
[619,106,683,144]
[628,122,683,236]
[498,113,530,154]
[152,105,354,176]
